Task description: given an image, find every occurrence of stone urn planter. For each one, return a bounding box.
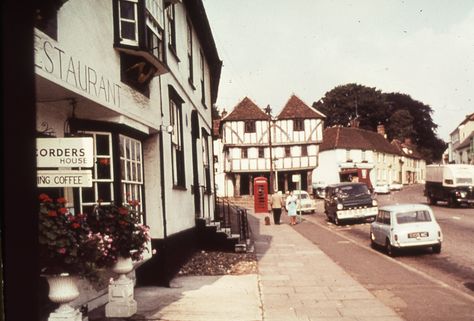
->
[45,273,82,321]
[105,256,137,318]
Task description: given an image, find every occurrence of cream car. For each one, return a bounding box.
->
[290,190,317,214]
[370,204,443,256]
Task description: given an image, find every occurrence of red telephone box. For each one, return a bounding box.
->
[254,176,268,213]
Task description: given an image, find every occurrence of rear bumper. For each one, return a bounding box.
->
[394,240,442,249]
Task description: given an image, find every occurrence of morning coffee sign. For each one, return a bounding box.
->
[36,137,94,188]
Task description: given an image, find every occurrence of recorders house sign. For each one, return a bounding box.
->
[37,137,94,168]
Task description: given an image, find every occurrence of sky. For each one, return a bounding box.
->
[202,0,474,141]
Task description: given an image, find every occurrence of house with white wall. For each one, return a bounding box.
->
[446,113,474,164]
[215,95,325,196]
[34,0,221,314]
[313,125,426,189]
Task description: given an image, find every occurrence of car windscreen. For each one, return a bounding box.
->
[396,210,432,224]
[336,185,369,197]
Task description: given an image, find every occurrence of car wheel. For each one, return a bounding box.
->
[385,239,396,257]
[334,216,340,226]
[447,197,458,208]
[370,232,376,248]
[432,244,441,254]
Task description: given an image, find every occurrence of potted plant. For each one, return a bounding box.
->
[38,193,103,319]
[86,200,150,318]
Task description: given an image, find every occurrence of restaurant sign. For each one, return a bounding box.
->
[37,137,94,168]
[37,170,93,187]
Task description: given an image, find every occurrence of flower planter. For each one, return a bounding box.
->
[45,274,82,321]
[105,256,137,318]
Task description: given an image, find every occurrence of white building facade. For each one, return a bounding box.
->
[314,126,426,189]
[446,113,474,164]
[34,0,221,312]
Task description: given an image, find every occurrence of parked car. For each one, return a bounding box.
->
[289,190,316,214]
[370,204,443,256]
[324,182,378,225]
[373,182,390,194]
[389,182,403,191]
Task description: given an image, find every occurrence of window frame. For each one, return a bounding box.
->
[117,0,140,46]
[169,89,186,189]
[293,119,304,132]
[244,120,256,133]
[166,4,177,55]
[187,19,194,87]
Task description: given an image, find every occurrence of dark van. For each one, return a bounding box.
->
[324,182,378,225]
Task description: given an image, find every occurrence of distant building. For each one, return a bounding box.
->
[313,125,426,188]
[445,113,474,164]
[214,95,325,196]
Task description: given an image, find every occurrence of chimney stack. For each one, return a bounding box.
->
[377,124,387,138]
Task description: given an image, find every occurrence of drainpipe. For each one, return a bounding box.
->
[158,75,167,239]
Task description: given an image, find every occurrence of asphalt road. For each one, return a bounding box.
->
[289,184,474,321]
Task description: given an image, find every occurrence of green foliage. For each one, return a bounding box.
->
[315,83,447,162]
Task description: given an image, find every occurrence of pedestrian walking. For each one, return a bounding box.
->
[270,191,284,224]
[285,191,298,225]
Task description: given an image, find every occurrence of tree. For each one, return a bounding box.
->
[314,84,447,162]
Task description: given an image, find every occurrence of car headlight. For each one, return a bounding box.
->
[460,191,467,198]
[337,203,343,210]
[372,199,378,206]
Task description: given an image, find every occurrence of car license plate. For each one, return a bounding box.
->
[408,232,429,238]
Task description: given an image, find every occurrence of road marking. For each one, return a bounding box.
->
[304,215,474,304]
[452,216,461,220]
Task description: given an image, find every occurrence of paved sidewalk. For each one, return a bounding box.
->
[251,212,404,321]
[90,212,404,321]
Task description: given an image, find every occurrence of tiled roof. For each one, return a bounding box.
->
[320,126,401,155]
[450,112,474,135]
[277,95,326,120]
[391,139,423,159]
[222,97,269,121]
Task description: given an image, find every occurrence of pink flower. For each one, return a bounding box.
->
[57,248,66,254]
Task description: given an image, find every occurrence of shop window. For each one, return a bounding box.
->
[34,1,63,40]
[120,135,144,212]
[170,94,185,188]
[77,132,114,216]
[75,131,144,222]
[244,121,255,133]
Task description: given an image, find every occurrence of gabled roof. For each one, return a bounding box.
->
[320,126,400,155]
[222,97,269,121]
[450,112,474,135]
[277,95,326,120]
[391,139,423,159]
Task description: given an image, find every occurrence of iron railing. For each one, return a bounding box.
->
[214,197,250,242]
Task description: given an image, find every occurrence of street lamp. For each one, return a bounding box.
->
[264,105,274,194]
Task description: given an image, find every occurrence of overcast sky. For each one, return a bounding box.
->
[202,0,474,141]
